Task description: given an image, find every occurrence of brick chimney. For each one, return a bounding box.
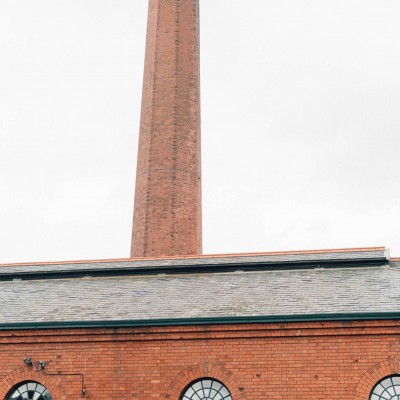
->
[131,0,202,258]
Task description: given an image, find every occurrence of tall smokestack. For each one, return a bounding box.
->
[131,0,202,258]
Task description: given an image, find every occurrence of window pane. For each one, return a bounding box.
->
[27,384,36,392]
[19,385,28,394]
[393,377,400,385]
[202,380,212,389]
[181,379,232,400]
[192,382,202,392]
[220,387,229,397]
[7,382,52,400]
[212,382,222,391]
[36,385,45,395]
[382,378,392,389]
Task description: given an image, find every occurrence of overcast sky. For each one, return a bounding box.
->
[1,0,399,263]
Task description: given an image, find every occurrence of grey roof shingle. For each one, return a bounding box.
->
[0,248,399,325]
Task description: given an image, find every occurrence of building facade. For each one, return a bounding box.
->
[2,1,400,400]
[1,249,400,399]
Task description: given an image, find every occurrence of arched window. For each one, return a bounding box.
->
[181,378,232,400]
[6,381,52,400]
[370,375,400,400]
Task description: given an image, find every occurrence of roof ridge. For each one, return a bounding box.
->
[0,246,387,268]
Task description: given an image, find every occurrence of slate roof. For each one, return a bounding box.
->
[0,248,399,326]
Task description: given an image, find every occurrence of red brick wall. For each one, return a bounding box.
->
[131,0,202,258]
[0,320,399,400]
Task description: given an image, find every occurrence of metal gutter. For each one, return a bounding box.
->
[1,312,400,330]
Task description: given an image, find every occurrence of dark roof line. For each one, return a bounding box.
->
[1,312,400,331]
[0,256,389,282]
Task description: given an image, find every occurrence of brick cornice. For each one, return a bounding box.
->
[1,320,400,345]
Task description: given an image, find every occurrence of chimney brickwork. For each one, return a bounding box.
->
[131,0,202,258]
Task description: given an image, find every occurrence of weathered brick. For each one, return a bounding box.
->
[131,0,202,257]
[0,321,399,399]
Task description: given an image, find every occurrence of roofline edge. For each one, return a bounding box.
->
[2,312,400,331]
[0,257,389,281]
[0,246,388,268]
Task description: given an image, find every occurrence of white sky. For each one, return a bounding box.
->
[1,0,399,263]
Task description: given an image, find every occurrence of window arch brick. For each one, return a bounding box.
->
[354,358,400,400]
[165,362,246,400]
[0,368,65,400]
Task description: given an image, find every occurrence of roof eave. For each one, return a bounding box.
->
[2,312,400,331]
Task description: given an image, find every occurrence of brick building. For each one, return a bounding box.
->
[1,1,400,400]
[1,248,400,400]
